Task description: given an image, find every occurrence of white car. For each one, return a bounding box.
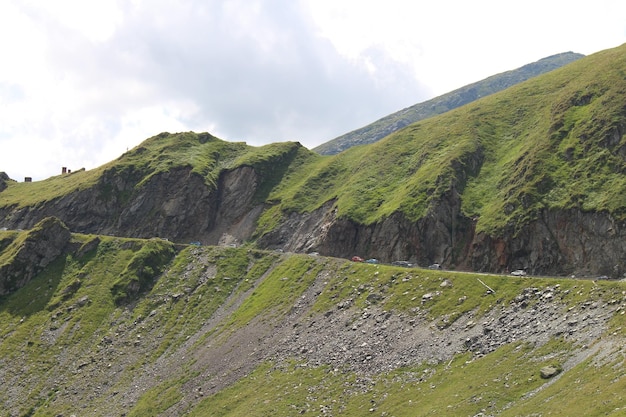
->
[510,269,527,276]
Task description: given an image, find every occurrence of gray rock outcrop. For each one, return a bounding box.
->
[1,166,624,278]
[0,171,10,192]
[258,200,626,278]
[540,365,561,379]
[0,217,71,295]
[0,165,264,246]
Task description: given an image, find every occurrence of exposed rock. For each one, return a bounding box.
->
[0,165,264,246]
[540,365,561,379]
[265,282,612,377]
[1,163,624,277]
[76,295,90,307]
[75,236,101,258]
[0,171,10,192]
[0,217,71,296]
[471,209,626,277]
[259,199,626,277]
[206,166,264,244]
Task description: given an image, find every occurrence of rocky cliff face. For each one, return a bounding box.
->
[470,209,626,277]
[259,199,626,278]
[0,165,264,246]
[0,172,9,192]
[258,199,470,268]
[2,162,624,278]
[0,217,71,295]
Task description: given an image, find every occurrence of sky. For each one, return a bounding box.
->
[1,1,626,181]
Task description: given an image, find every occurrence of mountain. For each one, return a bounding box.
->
[313,52,584,155]
[2,45,623,277]
[2,44,626,416]
[0,133,312,245]
[0,218,624,416]
[0,46,626,278]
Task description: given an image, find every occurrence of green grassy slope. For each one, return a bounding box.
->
[268,44,626,234]
[313,52,584,155]
[0,230,624,416]
[0,131,319,209]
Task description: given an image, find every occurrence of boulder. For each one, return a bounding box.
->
[540,365,561,379]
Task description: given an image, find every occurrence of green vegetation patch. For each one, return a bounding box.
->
[499,339,626,416]
[0,229,28,268]
[110,238,177,305]
[189,338,575,417]
[261,45,626,236]
[131,246,280,358]
[0,167,101,208]
[187,361,357,417]
[0,236,624,416]
[311,262,521,322]
[222,254,323,330]
[0,235,138,414]
[127,376,185,417]
[311,260,622,330]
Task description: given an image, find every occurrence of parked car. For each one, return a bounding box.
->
[365,258,379,264]
[392,260,413,268]
[510,269,527,276]
[428,263,442,270]
[351,256,364,262]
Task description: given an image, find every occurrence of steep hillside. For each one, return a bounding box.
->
[314,52,584,155]
[0,131,318,245]
[0,221,624,416]
[257,44,626,277]
[0,45,625,277]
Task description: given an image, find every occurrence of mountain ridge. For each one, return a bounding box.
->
[313,51,584,155]
[0,45,625,278]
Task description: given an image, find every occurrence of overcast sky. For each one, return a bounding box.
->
[1,0,626,181]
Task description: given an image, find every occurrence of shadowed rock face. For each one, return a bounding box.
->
[0,166,263,246]
[470,209,626,277]
[258,199,626,278]
[0,172,10,192]
[0,217,71,296]
[1,162,624,277]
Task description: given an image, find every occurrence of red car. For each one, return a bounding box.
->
[351,256,364,262]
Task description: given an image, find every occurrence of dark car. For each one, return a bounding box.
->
[392,260,413,268]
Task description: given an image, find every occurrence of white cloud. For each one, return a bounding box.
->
[0,0,625,181]
[20,0,124,43]
[305,0,626,93]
